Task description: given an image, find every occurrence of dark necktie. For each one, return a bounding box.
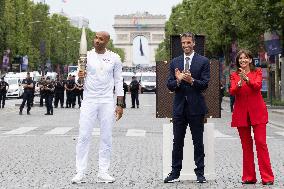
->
[185,57,190,72]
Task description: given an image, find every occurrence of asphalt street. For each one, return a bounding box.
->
[0,94,283,189]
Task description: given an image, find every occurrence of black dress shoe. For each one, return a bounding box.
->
[262,181,274,185]
[45,113,50,115]
[196,175,207,183]
[164,172,180,183]
[241,180,256,184]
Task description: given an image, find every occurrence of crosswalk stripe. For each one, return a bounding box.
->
[3,127,38,135]
[44,127,73,135]
[92,128,100,136]
[126,129,146,137]
[214,130,232,138]
[275,132,284,137]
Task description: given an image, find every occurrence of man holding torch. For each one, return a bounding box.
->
[72,30,124,184]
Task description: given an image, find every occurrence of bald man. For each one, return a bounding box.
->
[72,31,124,184]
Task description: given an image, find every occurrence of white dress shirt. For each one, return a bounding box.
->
[183,51,195,71]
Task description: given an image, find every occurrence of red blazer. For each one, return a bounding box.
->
[229,68,268,127]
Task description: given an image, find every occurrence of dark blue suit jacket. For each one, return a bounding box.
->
[167,53,210,118]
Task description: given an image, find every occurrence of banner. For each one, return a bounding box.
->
[264,31,282,56]
[21,55,28,71]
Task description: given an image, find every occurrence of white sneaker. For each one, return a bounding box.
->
[71,173,86,184]
[97,172,115,183]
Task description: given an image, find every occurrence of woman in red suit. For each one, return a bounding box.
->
[229,49,274,185]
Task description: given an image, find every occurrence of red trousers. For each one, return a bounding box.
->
[237,123,274,183]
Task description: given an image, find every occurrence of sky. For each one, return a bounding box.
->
[34,0,182,65]
[35,0,181,39]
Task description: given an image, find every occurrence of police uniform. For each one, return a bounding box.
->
[0,79,9,108]
[75,49,123,176]
[75,79,84,108]
[65,78,76,108]
[54,78,65,108]
[39,78,46,107]
[43,79,55,115]
[19,77,34,114]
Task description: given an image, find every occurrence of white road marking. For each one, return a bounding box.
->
[44,127,73,135]
[126,129,146,137]
[214,130,232,138]
[3,127,38,135]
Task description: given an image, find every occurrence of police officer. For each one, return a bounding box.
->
[0,77,9,108]
[30,79,36,107]
[54,75,65,108]
[75,78,84,108]
[65,75,76,108]
[19,72,34,115]
[43,77,55,115]
[39,76,46,107]
[129,76,140,108]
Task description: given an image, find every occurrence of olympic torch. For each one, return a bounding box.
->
[78,27,87,81]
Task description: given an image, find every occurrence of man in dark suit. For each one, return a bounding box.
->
[164,32,210,183]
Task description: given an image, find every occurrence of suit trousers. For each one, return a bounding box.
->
[76,99,115,175]
[237,124,274,183]
[172,102,205,177]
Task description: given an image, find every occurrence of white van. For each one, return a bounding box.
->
[136,72,156,93]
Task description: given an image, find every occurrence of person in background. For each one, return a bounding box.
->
[0,77,9,108]
[43,77,55,115]
[129,76,140,108]
[229,49,274,185]
[122,78,128,108]
[54,75,65,108]
[19,72,34,115]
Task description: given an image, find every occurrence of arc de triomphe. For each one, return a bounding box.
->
[113,12,166,67]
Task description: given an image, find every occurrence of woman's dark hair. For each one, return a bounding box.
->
[235,49,256,72]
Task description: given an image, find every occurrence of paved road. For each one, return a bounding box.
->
[0,94,283,189]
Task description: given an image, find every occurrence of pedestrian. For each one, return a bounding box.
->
[71,31,124,184]
[30,79,36,107]
[122,78,128,108]
[0,77,9,108]
[54,75,65,108]
[43,77,55,115]
[65,75,76,108]
[75,78,84,108]
[38,76,46,107]
[220,81,225,110]
[229,49,274,185]
[19,72,34,115]
[129,76,140,108]
[164,32,210,184]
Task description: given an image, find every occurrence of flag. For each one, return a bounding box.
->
[21,55,28,71]
[139,38,144,56]
[264,31,282,56]
[2,55,9,69]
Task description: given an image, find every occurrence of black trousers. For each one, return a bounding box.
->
[76,91,83,107]
[171,103,205,177]
[0,92,6,107]
[40,92,45,106]
[20,92,33,112]
[54,92,64,107]
[66,91,75,107]
[45,94,53,114]
[131,92,139,107]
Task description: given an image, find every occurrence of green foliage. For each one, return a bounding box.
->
[156,0,284,63]
[0,0,124,72]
